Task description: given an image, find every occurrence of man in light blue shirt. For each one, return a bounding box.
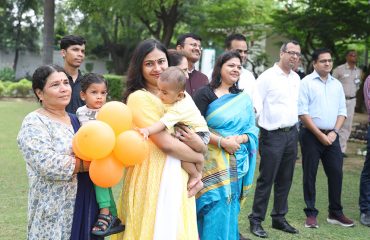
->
[298,48,354,229]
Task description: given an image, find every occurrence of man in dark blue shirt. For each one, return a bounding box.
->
[60,35,86,113]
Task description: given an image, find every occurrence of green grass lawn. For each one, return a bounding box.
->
[0,99,38,239]
[1,99,370,239]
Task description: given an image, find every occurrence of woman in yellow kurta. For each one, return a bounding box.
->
[112,39,204,240]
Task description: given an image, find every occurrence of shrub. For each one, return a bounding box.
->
[0,81,14,97]
[0,81,5,97]
[0,67,16,82]
[7,79,33,97]
[103,74,126,101]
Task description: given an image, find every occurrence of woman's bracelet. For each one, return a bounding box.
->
[79,159,84,173]
[217,136,223,148]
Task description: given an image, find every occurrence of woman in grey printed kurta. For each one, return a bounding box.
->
[18,112,77,239]
[17,64,89,239]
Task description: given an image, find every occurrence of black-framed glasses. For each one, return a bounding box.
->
[284,50,301,57]
[318,59,333,63]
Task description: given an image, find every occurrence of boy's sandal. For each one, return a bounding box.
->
[91,213,125,237]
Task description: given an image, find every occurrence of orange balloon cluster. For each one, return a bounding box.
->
[72,101,149,188]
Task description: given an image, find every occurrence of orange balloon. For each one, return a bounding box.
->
[96,101,133,136]
[74,120,115,160]
[113,130,149,166]
[89,154,124,188]
[72,137,91,161]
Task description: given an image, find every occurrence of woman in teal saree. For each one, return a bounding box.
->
[193,51,259,240]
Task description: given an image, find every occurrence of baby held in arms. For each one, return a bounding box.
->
[139,66,209,197]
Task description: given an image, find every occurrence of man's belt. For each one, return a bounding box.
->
[319,129,333,134]
[345,96,356,100]
[302,126,338,135]
[264,126,295,132]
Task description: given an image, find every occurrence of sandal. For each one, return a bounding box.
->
[91,213,125,237]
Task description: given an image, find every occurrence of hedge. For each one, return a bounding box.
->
[0,81,4,96]
[103,74,126,101]
[0,67,15,82]
[0,79,33,97]
[0,74,127,100]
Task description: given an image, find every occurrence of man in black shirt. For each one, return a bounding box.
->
[60,35,86,113]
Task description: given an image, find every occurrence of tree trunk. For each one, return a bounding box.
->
[159,1,179,47]
[13,10,22,72]
[161,16,176,47]
[109,44,131,75]
[13,48,19,73]
[42,0,55,65]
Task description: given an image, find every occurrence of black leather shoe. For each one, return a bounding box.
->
[250,222,268,238]
[272,219,299,234]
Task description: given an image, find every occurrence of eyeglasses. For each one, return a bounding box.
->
[185,43,202,50]
[318,59,333,63]
[284,50,301,57]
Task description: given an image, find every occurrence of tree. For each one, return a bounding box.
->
[121,0,198,46]
[271,0,370,72]
[0,0,40,72]
[42,0,55,65]
[68,0,147,74]
[184,0,274,76]
[68,0,198,73]
[271,0,370,113]
[188,0,273,48]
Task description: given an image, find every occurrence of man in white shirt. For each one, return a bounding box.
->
[207,34,259,113]
[224,34,256,97]
[248,40,301,238]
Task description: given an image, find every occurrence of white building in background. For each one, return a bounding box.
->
[0,50,108,79]
[200,48,216,78]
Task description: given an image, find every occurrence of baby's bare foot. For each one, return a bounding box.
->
[188,180,204,198]
[187,176,200,190]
